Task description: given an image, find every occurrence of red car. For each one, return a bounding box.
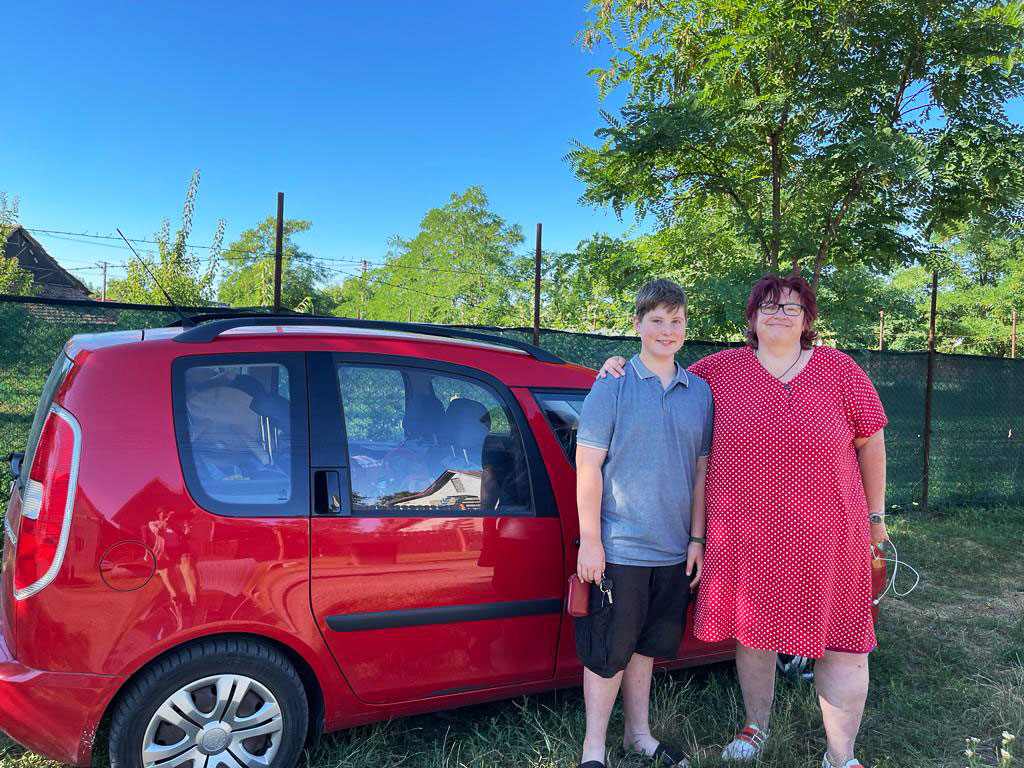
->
[0,316,741,768]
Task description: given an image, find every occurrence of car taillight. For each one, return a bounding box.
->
[14,405,81,599]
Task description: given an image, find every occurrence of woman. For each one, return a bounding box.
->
[599,274,888,768]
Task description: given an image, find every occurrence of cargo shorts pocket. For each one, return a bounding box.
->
[573,584,614,675]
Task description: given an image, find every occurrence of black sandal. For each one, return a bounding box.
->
[622,741,689,767]
[577,762,605,768]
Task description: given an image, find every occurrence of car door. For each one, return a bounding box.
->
[307,352,564,705]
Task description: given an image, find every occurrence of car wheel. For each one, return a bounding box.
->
[776,653,815,682]
[109,638,308,768]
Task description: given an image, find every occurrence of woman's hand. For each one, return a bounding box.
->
[576,539,606,584]
[597,356,627,379]
[686,541,704,588]
[870,517,889,548]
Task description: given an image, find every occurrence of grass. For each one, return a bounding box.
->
[2,507,1023,768]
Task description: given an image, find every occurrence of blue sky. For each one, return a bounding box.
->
[5,1,642,286]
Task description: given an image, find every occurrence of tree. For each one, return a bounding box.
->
[572,0,1024,291]
[107,170,225,306]
[329,188,531,324]
[217,218,326,310]
[0,193,35,296]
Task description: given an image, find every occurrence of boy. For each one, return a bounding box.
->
[574,279,712,768]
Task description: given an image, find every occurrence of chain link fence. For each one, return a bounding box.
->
[2,295,1021,510]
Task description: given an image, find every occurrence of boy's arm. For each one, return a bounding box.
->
[576,444,607,583]
[686,455,708,587]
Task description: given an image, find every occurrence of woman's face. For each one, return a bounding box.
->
[754,288,806,349]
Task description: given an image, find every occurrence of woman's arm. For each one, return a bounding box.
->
[854,428,887,546]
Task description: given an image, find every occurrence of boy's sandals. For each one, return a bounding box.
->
[721,724,769,761]
[622,741,690,767]
[822,754,865,768]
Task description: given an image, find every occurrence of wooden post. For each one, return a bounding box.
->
[878,310,884,351]
[273,192,284,313]
[922,270,938,510]
[533,223,542,347]
[100,261,107,302]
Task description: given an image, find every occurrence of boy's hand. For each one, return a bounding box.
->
[686,541,704,588]
[577,539,606,583]
[597,356,627,379]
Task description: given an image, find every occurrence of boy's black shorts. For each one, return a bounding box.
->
[573,561,690,679]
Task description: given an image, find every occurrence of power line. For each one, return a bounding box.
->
[25,226,508,277]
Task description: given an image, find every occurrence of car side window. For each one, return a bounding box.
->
[337,364,533,515]
[176,360,298,511]
[532,390,588,467]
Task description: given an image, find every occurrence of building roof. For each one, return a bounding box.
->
[3,226,91,298]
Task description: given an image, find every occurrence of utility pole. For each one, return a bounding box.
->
[100,261,108,302]
[359,259,368,320]
[273,192,284,313]
[533,223,542,347]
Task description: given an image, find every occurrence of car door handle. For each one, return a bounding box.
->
[313,470,346,515]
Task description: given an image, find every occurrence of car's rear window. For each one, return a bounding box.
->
[532,390,588,466]
[172,354,308,517]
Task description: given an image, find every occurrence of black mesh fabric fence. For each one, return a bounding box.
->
[2,295,1022,510]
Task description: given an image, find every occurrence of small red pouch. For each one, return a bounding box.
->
[566,574,590,617]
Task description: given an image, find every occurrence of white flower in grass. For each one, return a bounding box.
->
[1003,731,1016,743]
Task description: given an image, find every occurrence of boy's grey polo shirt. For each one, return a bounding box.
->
[577,355,713,567]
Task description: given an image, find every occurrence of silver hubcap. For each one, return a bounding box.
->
[142,674,284,768]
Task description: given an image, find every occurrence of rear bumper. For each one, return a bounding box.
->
[0,615,126,766]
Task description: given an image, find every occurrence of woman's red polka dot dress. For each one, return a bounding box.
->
[689,346,888,657]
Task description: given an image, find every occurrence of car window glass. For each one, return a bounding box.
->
[533,391,587,466]
[182,363,293,504]
[337,364,533,514]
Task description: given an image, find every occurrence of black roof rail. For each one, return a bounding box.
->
[166,310,303,327]
[171,315,564,364]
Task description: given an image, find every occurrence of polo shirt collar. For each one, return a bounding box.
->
[630,354,689,388]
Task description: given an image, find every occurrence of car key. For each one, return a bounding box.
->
[599,576,614,605]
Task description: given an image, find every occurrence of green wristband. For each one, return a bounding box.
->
[689,536,706,545]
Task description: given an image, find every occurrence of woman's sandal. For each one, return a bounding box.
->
[721,724,769,762]
[576,762,605,768]
[622,741,690,767]
[822,754,864,768]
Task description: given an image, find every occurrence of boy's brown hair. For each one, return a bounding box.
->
[635,278,687,320]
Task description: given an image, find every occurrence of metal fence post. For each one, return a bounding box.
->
[922,270,938,510]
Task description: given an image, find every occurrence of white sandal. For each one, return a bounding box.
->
[721,724,769,762]
[822,754,864,768]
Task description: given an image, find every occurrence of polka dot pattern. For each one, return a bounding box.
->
[688,345,888,657]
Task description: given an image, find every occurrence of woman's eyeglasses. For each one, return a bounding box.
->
[758,301,804,317]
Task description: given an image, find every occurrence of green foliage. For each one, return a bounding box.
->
[0,193,35,296]
[572,0,1024,290]
[216,217,325,311]
[328,187,531,324]
[106,170,225,306]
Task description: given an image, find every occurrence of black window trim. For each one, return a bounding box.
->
[315,352,558,519]
[530,387,590,468]
[171,352,310,518]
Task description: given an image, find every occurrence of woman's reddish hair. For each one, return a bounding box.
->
[745,274,818,349]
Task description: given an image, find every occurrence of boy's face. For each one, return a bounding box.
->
[633,303,687,359]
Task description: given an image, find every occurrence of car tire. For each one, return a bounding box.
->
[109,637,308,768]
[776,653,815,682]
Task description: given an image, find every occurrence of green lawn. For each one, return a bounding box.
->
[1,507,1022,767]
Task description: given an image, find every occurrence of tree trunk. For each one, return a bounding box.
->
[770,131,782,270]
